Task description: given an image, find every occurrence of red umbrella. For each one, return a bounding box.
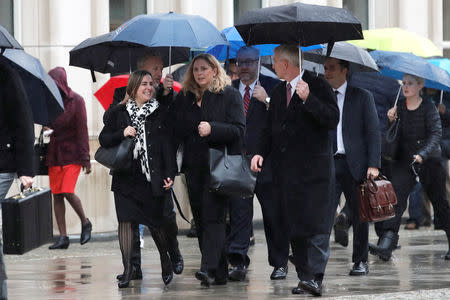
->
[94,75,182,110]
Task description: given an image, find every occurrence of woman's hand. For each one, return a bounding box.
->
[123,126,136,137]
[198,121,211,137]
[251,155,264,172]
[163,177,174,190]
[366,167,379,179]
[387,106,398,122]
[414,154,423,164]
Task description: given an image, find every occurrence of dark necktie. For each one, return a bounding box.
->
[286,83,292,107]
[243,85,251,115]
[333,90,339,154]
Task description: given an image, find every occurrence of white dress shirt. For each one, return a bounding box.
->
[286,70,305,98]
[238,80,257,98]
[335,81,347,155]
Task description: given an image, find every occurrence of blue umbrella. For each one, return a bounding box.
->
[370,50,450,92]
[70,12,228,76]
[206,26,322,61]
[0,49,64,125]
[428,58,450,75]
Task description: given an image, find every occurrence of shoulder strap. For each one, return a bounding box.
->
[171,189,190,224]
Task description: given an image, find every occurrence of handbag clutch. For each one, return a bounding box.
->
[381,116,400,161]
[209,147,257,198]
[95,137,134,171]
[33,128,49,176]
[358,175,397,223]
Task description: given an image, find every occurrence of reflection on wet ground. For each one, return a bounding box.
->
[5,227,450,299]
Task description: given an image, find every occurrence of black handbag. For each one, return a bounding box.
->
[382,116,400,161]
[95,111,134,171]
[33,128,48,175]
[209,147,257,198]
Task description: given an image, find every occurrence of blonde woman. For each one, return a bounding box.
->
[172,53,245,286]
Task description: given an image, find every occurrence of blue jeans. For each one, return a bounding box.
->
[0,172,14,300]
[408,182,423,225]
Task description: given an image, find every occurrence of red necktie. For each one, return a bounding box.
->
[244,85,251,115]
[286,83,292,107]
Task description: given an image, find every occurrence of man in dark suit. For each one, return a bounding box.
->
[106,51,183,281]
[324,57,381,276]
[251,45,339,297]
[227,46,282,281]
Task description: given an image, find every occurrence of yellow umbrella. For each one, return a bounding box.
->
[349,27,442,58]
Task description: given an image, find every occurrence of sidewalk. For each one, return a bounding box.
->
[4,226,450,299]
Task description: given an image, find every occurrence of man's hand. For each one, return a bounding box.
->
[251,155,264,172]
[19,176,33,190]
[295,79,310,101]
[438,103,446,115]
[366,167,379,179]
[83,166,92,174]
[198,121,211,137]
[163,177,174,190]
[414,154,423,164]
[163,74,174,96]
[252,83,268,103]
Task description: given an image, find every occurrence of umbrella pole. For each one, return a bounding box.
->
[298,47,302,78]
[394,84,403,107]
[257,56,260,84]
[169,46,172,74]
[440,90,444,105]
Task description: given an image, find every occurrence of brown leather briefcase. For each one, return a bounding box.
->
[358,175,397,222]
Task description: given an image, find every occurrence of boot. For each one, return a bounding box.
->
[118,264,133,288]
[165,221,184,275]
[49,236,70,249]
[80,219,92,245]
[150,228,173,285]
[368,230,399,261]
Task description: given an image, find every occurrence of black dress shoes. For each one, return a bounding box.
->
[80,219,92,245]
[270,266,287,280]
[298,279,323,297]
[334,212,349,247]
[445,250,450,260]
[291,286,306,294]
[170,252,184,275]
[161,253,173,285]
[349,261,369,276]
[116,265,143,281]
[195,271,215,287]
[228,265,247,281]
[49,236,70,249]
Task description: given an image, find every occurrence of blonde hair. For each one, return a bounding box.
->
[274,44,301,67]
[119,70,152,104]
[182,53,231,100]
[404,73,425,86]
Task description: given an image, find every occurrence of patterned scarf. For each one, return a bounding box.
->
[126,99,159,182]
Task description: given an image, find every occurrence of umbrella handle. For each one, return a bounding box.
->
[394,84,403,107]
[169,46,172,74]
[440,90,444,105]
[299,47,302,78]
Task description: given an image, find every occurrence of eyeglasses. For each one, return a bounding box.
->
[237,59,258,67]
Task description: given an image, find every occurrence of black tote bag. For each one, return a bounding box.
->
[382,116,400,161]
[94,137,134,171]
[209,147,257,198]
[33,128,48,175]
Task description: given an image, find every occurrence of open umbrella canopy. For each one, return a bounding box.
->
[428,58,450,75]
[235,2,363,47]
[70,12,228,75]
[0,49,63,125]
[0,25,23,51]
[304,42,378,73]
[370,50,450,92]
[94,75,182,111]
[348,28,442,58]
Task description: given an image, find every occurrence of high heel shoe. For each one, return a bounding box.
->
[80,219,92,245]
[49,236,70,249]
[118,265,134,288]
[161,252,173,285]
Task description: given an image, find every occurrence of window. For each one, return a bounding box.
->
[343,0,368,30]
[0,0,14,35]
[234,0,261,24]
[444,0,450,58]
[110,0,147,31]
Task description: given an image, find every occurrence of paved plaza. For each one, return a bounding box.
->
[4,226,450,299]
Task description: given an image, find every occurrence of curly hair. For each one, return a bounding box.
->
[182,53,230,100]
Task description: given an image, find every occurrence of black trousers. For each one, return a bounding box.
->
[375,158,450,238]
[256,182,289,268]
[334,157,369,263]
[227,195,253,267]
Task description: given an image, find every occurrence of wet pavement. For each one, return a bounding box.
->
[4,226,450,299]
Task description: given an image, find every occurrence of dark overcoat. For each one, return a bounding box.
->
[257,70,339,236]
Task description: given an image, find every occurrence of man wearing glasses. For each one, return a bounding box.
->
[228,46,281,281]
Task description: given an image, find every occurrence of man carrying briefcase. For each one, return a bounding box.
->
[0,59,35,300]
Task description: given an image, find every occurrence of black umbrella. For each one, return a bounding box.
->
[0,25,23,52]
[70,13,228,79]
[235,3,363,51]
[0,49,64,125]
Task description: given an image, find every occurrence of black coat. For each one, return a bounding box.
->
[232,74,280,183]
[257,70,339,236]
[0,60,35,177]
[341,85,381,181]
[99,103,176,197]
[172,85,245,170]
